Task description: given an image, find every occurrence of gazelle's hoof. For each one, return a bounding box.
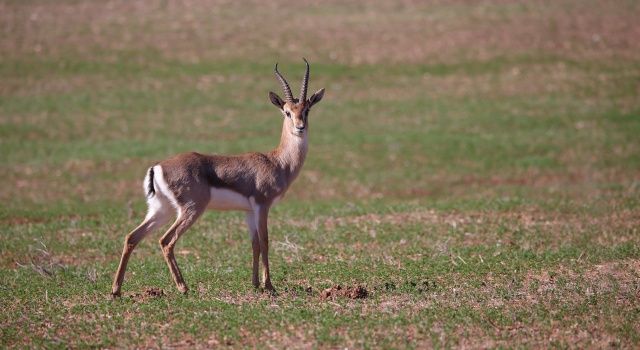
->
[264,284,277,296]
[177,285,189,294]
[111,290,121,299]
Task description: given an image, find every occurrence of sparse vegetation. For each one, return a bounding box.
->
[1,0,639,348]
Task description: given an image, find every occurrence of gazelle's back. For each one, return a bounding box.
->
[157,151,283,205]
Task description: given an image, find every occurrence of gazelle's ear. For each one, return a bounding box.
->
[308,88,325,108]
[269,91,285,109]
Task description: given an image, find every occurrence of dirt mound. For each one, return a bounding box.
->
[129,287,165,301]
[320,285,368,300]
[143,287,164,297]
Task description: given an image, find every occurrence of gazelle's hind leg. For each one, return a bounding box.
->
[245,211,260,289]
[112,194,172,297]
[159,201,207,294]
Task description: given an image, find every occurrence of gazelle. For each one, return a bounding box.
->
[111,59,324,297]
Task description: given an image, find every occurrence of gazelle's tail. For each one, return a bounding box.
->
[144,166,156,198]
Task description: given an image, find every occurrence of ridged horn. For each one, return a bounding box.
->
[274,63,293,102]
[300,58,310,102]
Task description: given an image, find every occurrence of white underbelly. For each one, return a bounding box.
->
[272,194,283,206]
[208,187,251,211]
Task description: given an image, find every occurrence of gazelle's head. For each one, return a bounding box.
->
[269,58,325,137]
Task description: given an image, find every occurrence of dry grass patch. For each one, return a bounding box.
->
[279,207,640,247]
[3,0,639,63]
[363,259,640,347]
[320,284,369,300]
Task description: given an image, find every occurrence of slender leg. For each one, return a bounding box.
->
[245,212,261,289]
[256,205,275,292]
[159,205,204,294]
[112,205,170,297]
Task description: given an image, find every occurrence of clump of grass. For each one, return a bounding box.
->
[15,240,66,278]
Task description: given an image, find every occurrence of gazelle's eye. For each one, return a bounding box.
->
[285,111,291,118]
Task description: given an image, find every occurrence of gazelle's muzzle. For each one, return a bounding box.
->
[291,119,306,134]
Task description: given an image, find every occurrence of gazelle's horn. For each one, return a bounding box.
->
[300,58,310,102]
[274,63,293,102]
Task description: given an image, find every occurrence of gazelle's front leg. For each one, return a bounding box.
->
[245,211,260,289]
[256,205,275,292]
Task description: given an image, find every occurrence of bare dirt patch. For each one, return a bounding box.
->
[320,285,369,300]
[128,287,165,301]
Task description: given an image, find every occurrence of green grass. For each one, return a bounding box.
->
[2,0,640,348]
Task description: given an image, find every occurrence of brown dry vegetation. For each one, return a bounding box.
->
[2,0,639,212]
[2,0,640,63]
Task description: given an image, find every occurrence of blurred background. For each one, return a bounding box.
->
[1,1,639,347]
[2,0,638,217]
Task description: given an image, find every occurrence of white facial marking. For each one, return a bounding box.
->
[208,187,252,211]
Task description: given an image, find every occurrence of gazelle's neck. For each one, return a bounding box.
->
[272,122,308,180]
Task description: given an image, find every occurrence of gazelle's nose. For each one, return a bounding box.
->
[295,125,305,132]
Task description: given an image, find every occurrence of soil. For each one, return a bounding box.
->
[320,285,369,300]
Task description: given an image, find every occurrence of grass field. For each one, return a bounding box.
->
[1,0,640,348]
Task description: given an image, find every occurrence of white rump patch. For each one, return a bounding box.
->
[151,165,180,211]
[142,166,176,223]
[144,195,173,225]
[208,187,251,211]
[142,168,152,196]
